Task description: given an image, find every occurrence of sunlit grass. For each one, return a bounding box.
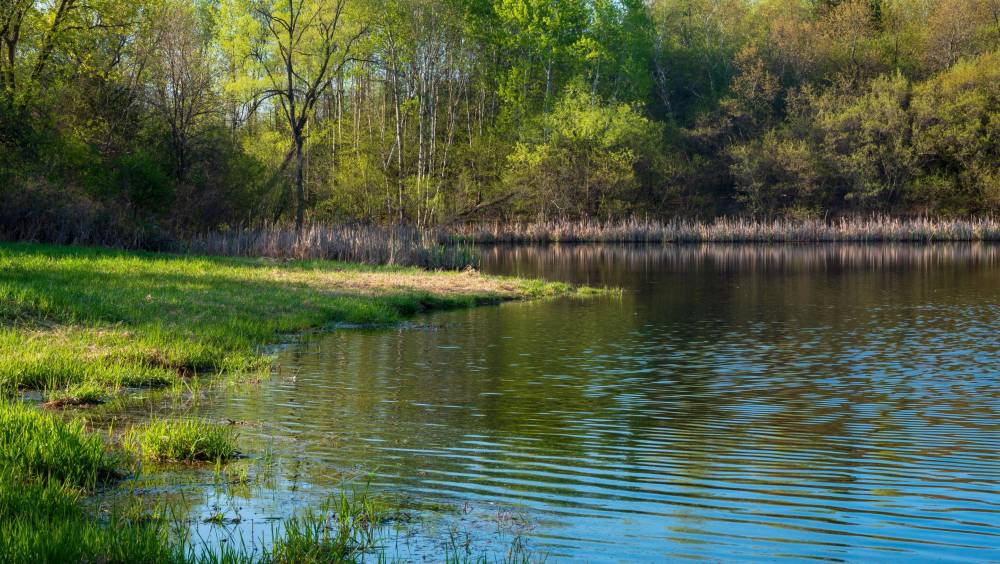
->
[0,401,119,488]
[124,418,239,463]
[43,382,109,408]
[0,243,582,394]
[265,489,389,563]
[0,476,183,564]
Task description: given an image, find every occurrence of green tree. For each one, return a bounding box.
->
[504,82,663,218]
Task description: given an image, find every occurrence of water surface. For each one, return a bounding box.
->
[168,244,1000,561]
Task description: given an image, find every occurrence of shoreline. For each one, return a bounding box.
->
[0,241,595,561]
[0,242,588,396]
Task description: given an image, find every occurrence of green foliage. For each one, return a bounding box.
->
[505,82,663,217]
[909,50,1000,213]
[117,150,174,212]
[730,131,821,217]
[728,49,1000,217]
[2,0,1000,231]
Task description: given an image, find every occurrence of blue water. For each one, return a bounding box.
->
[178,244,1000,561]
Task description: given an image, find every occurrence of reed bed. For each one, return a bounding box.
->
[188,223,478,269]
[443,217,1000,244]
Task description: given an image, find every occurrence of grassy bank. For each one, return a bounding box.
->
[0,242,579,395]
[443,217,1000,244]
[0,242,573,562]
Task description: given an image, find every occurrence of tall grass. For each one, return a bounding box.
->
[0,475,184,564]
[443,217,1000,244]
[263,488,389,563]
[0,402,181,562]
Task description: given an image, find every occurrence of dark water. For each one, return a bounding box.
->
[180,244,1000,561]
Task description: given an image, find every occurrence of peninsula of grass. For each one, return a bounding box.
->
[0,242,583,396]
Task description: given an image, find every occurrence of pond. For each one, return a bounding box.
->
[129,244,1000,561]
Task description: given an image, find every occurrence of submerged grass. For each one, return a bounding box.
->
[0,399,538,563]
[0,242,583,394]
[124,418,239,463]
[42,382,109,409]
[264,489,389,563]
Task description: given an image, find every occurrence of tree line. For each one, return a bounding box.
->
[2,0,999,240]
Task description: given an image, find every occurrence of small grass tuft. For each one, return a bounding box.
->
[268,488,390,563]
[43,382,108,409]
[124,418,239,463]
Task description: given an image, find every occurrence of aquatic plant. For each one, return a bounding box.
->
[43,382,109,408]
[268,494,387,562]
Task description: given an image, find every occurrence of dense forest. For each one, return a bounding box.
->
[2,0,999,242]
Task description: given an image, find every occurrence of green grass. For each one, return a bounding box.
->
[0,476,184,564]
[0,242,584,394]
[43,382,109,408]
[0,401,383,563]
[0,401,120,488]
[0,402,180,562]
[124,418,239,463]
[265,489,389,563]
[0,242,572,562]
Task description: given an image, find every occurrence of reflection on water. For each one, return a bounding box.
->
[179,244,999,561]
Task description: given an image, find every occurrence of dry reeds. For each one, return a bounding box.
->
[187,223,478,269]
[443,217,1000,244]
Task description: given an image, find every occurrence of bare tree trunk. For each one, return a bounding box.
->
[294,129,305,228]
